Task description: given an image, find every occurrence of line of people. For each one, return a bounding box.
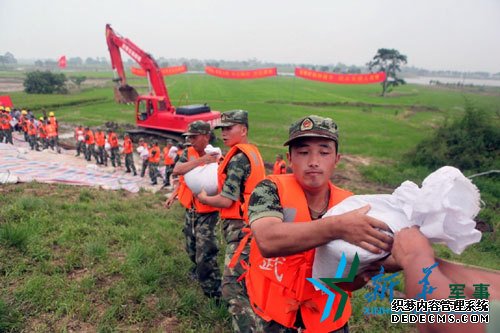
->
[73,125,183,186]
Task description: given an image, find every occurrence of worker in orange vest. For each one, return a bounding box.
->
[272,153,287,174]
[107,129,121,167]
[148,141,161,185]
[48,111,58,134]
[197,110,266,331]
[19,110,29,142]
[38,117,48,149]
[0,108,7,143]
[95,128,107,166]
[162,139,175,187]
[27,118,38,150]
[45,121,57,152]
[123,134,137,175]
[84,127,98,162]
[246,115,393,332]
[170,121,222,300]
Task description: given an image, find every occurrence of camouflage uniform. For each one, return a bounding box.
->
[178,148,222,298]
[219,152,261,333]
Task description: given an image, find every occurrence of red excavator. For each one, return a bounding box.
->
[105,24,220,141]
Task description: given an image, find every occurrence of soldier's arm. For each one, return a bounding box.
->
[173,151,218,176]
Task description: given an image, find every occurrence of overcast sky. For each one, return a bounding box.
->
[1,0,499,72]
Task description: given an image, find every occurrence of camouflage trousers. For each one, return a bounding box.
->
[76,140,85,156]
[222,218,260,333]
[97,146,107,165]
[85,143,99,161]
[110,147,121,167]
[140,159,149,177]
[164,164,174,186]
[3,128,13,144]
[148,162,161,183]
[125,153,136,173]
[183,209,221,297]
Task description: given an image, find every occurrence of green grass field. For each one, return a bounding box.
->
[1,71,498,332]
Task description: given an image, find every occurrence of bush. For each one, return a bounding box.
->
[408,104,500,171]
[23,70,68,94]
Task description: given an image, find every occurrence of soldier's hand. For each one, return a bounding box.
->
[392,227,434,270]
[164,194,177,209]
[201,152,219,164]
[327,205,393,254]
[197,188,208,204]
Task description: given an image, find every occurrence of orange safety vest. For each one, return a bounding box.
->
[46,123,57,138]
[148,146,161,163]
[49,116,58,132]
[95,132,106,147]
[217,144,265,221]
[123,137,133,154]
[163,146,175,165]
[108,132,119,148]
[28,122,37,136]
[38,123,47,138]
[177,147,219,213]
[273,160,287,175]
[1,114,11,129]
[85,130,95,145]
[246,174,353,332]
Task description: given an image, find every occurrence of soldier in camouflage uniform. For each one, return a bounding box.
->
[172,121,222,299]
[198,110,266,333]
[247,115,393,333]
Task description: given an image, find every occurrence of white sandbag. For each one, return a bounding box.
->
[313,166,482,279]
[168,146,178,159]
[9,118,18,127]
[105,142,111,151]
[184,163,218,195]
[136,146,144,154]
[0,172,19,184]
[140,148,149,160]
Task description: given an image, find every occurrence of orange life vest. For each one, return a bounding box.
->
[28,122,37,136]
[163,146,175,165]
[273,160,287,175]
[95,132,106,147]
[123,137,133,154]
[108,132,119,148]
[177,147,218,213]
[85,130,95,145]
[217,144,265,220]
[38,123,47,138]
[46,123,57,138]
[148,146,161,163]
[49,116,58,132]
[246,174,353,332]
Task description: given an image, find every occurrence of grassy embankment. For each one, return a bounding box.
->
[1,71,499,332]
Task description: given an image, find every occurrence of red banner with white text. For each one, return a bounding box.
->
[130,65,187,77]
[295,68,386,84]
[205,66,277,79]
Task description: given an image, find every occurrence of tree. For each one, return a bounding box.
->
[368,48,407,96]
[24,71,68,94]
[69,75,87,88]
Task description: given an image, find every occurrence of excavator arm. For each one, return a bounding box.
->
[105,24,173,111]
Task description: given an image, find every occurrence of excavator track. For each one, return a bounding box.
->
[126,127,185,145]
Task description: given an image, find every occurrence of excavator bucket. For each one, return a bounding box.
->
[113,85,139,104]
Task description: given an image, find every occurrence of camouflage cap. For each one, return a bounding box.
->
[284,115,339,146]
[183,120,211,136]
[215,110,248,128]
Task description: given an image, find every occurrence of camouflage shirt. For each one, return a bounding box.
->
[220,152,251,203]
[247,179,284,224]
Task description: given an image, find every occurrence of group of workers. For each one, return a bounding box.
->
[163,110,497,333]
[0,106,60,152]
[73,125,184,186]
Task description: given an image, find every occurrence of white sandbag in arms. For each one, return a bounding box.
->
[313,166,482,279]
[104,142,111,151]
[183,145,222,195]
[168,146,178,160]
